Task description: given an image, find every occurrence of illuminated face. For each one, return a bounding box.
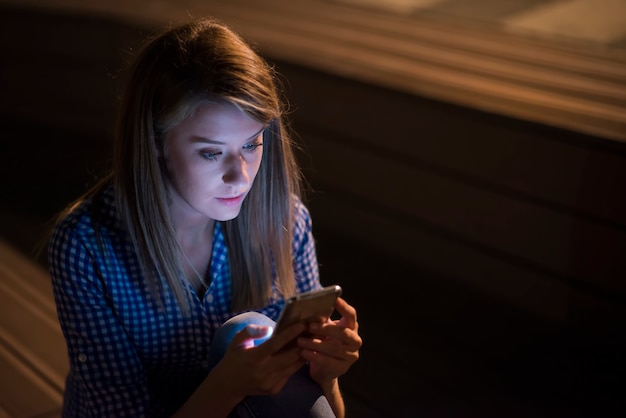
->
[163,102,265,222]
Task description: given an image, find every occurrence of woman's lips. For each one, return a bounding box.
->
[215,194,244,206]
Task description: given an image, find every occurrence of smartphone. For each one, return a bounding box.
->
[274,285,342,335]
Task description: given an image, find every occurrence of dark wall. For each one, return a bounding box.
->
[2,7,625,328]
[2,6,625,416]
[279,59,626,329]
[0,9,138,220]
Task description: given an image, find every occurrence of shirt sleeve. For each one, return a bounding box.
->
[49,220,154,417]
[292,198,322,293]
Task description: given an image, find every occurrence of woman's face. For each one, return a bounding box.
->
[163,102,265,222]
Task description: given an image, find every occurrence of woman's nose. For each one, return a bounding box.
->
[222,154,249,190]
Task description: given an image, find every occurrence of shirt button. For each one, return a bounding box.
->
[206,294,214,303]
[78,353,87,363]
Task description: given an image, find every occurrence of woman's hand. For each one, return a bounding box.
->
[175,322,308,418]
[211,321,307,399]
[298,297,362,385]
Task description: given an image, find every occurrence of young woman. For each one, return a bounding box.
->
[48,17,361,418]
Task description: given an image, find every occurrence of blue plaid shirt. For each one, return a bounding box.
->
[48,183,321,417]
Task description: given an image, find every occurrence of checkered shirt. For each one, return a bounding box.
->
[48,183,321,417]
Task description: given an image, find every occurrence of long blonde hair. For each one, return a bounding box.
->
[111,18,301,311]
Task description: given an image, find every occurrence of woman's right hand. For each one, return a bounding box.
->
[212,321,307,398]
[174,321,307,418]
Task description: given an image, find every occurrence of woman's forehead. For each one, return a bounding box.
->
[168,102,265,144]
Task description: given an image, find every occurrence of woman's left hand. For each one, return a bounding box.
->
[297,297,362,385]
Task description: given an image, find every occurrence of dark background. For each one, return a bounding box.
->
[1,2,625,417]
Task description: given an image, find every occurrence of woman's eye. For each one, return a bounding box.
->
[200,150,221,160]
[243,142,263,152]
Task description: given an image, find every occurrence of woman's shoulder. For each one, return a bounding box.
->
[292,194,313,233]
[291,195,316,251]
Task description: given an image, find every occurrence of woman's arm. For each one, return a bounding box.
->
[171,363,244,418]
[320,378,345,418]
[292,198,322,293]
[173,322,308,418]
[49,223,152,416]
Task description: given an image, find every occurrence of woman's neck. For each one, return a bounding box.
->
[174,216,216,295]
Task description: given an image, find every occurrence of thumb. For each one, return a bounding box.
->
[231,325,273,349]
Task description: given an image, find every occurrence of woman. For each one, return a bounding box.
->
[48,17,361,417]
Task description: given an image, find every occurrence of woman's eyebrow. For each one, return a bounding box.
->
[190,128,265,144]
[190,136,223,144]
[248,127,266,140]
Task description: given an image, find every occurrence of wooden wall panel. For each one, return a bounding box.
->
[306,191,572,322]
[1,4,624,416]
[303,129,626,293]
[1,3,624,328]
[0,241,68,392]
[0,11,130,139]
[276,62,626,324]
[0,346,62,418]
[283,66,626,227]
[0,240,67,418]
